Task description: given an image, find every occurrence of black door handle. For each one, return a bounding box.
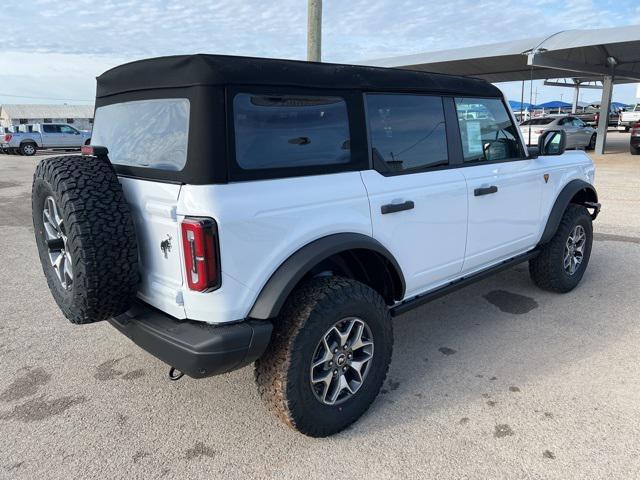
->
[474,186,498,196]
[381,200,414,214]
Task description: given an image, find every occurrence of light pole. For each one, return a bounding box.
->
[307,0,322,62]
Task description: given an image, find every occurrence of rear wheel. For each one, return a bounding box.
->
[20,142,37,156]
[631,144,640,155]
[255,276,393,437]
[529,204,593,293]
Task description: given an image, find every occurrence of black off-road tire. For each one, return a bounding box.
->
[529,204,593,293]
[631,144,639,155]
[32,155,138,324]
[255,276,393,437]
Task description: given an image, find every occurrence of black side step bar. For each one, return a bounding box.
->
[390,249,539,317]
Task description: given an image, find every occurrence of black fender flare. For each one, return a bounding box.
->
[248,233,406,320]
[539,179,599,245]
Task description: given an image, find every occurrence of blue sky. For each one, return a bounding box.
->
[0,0,638,105]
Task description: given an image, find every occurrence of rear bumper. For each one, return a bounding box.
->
[109,303,273,378]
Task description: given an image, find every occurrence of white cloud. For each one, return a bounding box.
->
[0,0,638,104]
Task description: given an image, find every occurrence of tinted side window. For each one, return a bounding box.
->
[42,125,58,133]
[455,98,524,163]
[365,94,448,173]
[59,125,77,134]
[233,94,351,170]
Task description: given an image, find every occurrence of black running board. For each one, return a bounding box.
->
[390,249,539,317]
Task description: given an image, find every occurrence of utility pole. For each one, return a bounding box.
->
[307,0,322,62]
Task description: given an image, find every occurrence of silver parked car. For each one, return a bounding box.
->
[520,116,596,150]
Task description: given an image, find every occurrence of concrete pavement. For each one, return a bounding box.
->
[1,134,639,479]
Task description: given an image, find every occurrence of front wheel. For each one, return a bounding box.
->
[255,276,393,437]
[529,204,593,293]
[631,144,639,155]
[586,133,596,150]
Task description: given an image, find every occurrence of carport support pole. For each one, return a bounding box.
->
[595,75,613,155]
[572,81,580,114]
[307,0,322,62]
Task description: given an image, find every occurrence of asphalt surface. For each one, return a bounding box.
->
[1,134,639,479]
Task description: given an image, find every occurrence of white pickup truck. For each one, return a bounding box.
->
[1,123,91,155]
[618,104,640,131]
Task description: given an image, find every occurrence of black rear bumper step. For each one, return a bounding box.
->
[110,303,272,378]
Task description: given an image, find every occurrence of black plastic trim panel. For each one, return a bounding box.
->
[249,233,406,320]
[539,180,598,245]
[391,250,539,316]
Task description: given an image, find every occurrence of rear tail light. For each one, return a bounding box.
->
[181,218,220,292]
[81,145,109,157]
[3,134,11,142]
[632,123,640,136]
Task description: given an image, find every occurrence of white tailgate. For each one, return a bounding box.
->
[119,177,186,319]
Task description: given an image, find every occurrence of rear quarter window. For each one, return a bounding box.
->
[232,94,351,170]
[91,98,190,171]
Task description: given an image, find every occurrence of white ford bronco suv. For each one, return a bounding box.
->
[32,54,600,437]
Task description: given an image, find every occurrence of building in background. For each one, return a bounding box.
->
[0,104,94,131]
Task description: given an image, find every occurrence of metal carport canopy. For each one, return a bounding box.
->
[356,24,640,154]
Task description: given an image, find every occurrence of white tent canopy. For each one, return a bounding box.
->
[358,25,640,153]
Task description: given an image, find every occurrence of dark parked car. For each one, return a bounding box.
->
[574,106,619,128]
[631,123,640,155]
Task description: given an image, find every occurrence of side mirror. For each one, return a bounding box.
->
[538,130,566,156]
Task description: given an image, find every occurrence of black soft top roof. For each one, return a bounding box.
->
[96,53,502,98]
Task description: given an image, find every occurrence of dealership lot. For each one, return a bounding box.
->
[1,133,639,479]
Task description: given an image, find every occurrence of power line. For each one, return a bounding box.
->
[0,92,93,102]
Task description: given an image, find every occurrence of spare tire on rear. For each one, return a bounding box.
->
[32,155,138,324]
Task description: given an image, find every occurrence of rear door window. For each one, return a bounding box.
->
[365,94,448,173]
[42,125,59,133]
[454,98,525,163]
[233,94,351,170]
[91,98,190,171]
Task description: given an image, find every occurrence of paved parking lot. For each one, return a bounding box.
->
[1,134,639,479]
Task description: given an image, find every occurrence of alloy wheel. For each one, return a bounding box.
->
[310,317,374,406]
[563,224,586,275]
[42,196,73,289]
